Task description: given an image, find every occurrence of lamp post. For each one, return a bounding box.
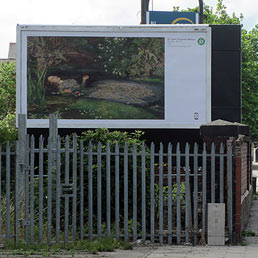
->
[141,0,150,24]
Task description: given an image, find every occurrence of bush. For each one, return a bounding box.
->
[0,112,17,144]
[0,62,17,144]
[0,62,16,117]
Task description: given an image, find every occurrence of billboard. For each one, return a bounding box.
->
[16,25,211,128]
[146,11,199,24]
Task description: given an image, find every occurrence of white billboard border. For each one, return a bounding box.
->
[16,25,211,129]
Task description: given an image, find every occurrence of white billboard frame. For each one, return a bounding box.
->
[16,25,211,129]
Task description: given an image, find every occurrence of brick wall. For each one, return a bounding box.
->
[238,142,248,195]
[235,136,252,242]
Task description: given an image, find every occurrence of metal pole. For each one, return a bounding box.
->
[141,0,150,24]
[18,114,27,213]
[199,0,204,24]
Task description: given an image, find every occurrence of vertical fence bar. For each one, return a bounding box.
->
[115,142,120,239]
[15,142,19,244]
[38,135,44,243]
[176,143,181,245]
[106,142,111,237]
[80,140,84,240]
[133,143,137,242]
[193,143,198,245]
[30,136,35,243]
[167,143,172,245]
[64,136,70,243]
[220,143,224,203]
[141,143,146,242]
[6,142,11,243]
[150,143,155,244]
[211,143,215,203]
[202,143,207,236]
[72,135,78,241]
[185,143,190,244]
[88,142,93,240]
[97,142,102,239]
[124,143,128,242]
[228,143,233,243]
[47,138,53,245]
[159,143,163,244]
[56,137,61,243]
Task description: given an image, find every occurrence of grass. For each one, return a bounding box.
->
[135,77,164,84]
[242,230,257,237]
[3,238,133,256]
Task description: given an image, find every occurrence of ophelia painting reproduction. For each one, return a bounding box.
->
[27,36,164,120]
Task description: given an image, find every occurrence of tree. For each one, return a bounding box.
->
[0,62,16,117]
[241,27,258,140]
[202,0,257,141]
[179,0,257,140]
[0,62,17,144]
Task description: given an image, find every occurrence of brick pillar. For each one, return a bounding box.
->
[200,119,250,244]
[235,156,242,243]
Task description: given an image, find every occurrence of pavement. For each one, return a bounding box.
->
[2,245,258,258]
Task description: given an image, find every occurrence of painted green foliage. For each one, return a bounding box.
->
[27,37,69,107]
[98,37,164,78]
[27,36,165,119]
[27,37,164,107]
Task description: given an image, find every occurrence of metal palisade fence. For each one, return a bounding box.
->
[0,115,233,245]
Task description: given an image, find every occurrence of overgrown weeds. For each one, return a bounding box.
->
[4,238,132,256]
[242,230,257,237]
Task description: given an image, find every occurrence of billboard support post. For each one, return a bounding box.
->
[141,0,150,24]
[49,114,58,162]
[17,114,27,221]
[199,0,204,24]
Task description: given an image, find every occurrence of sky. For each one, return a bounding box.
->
[0,0,257,58]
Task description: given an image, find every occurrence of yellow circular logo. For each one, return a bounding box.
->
[172,17,194,24]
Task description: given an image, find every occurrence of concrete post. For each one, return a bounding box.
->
[49,113,58,152]
[208,203,225,245]
[17,114,27,217]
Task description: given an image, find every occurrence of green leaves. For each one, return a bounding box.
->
[98,37,164,79]
[0,62,16,118]
[241,27,258,140]
[80,128,145,148]
[0,62,17,144]
[180,0,257,141]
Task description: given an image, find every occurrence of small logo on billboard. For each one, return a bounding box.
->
[194,112,199,120]
[197,38,205,46]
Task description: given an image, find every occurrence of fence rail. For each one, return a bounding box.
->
[0,133,233,245]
